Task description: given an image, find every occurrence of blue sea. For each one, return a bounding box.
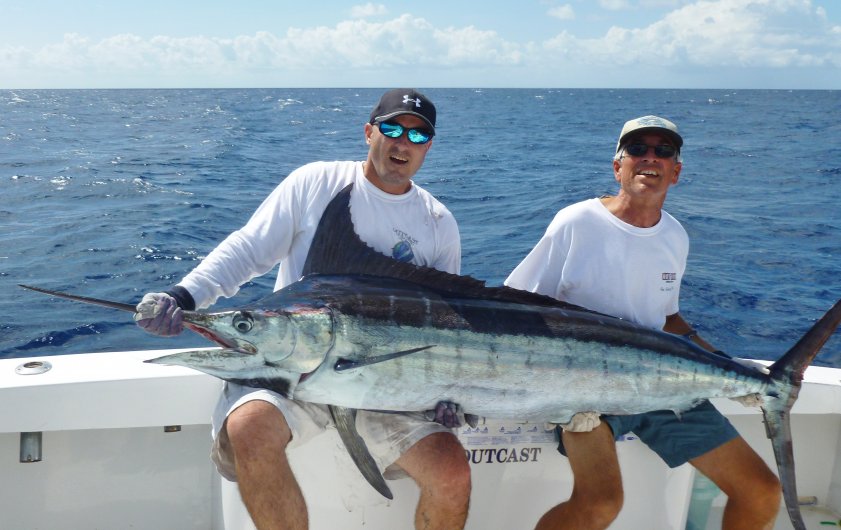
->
[2,88,840,365]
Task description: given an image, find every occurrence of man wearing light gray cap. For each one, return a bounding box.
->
[507,116,782,529]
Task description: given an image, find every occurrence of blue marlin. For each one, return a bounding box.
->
[20,184,841,530]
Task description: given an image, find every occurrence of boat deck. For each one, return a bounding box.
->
[2,349,840,529]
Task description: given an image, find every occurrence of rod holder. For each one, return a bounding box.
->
[20,432,43,463]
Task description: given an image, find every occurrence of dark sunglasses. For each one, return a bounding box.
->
[375,120,434,145]
[624,143,677,159]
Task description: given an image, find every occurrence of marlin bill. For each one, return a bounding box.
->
[20,184,841,530]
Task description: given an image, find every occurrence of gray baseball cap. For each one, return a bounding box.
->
[616,115,683,153]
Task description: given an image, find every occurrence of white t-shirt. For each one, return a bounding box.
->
[179,161,461,309]
[505,198,688,330]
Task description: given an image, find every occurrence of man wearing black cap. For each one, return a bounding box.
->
[506,116,781,529]
[133,89,471,529]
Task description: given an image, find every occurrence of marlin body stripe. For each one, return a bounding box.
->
[198,273,773,422]
[20,184,841,530]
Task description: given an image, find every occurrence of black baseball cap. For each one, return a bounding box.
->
[369,88,436,134]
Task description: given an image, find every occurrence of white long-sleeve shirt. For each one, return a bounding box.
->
[179,161,461,309]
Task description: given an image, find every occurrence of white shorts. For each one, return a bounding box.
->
[210,382,453,481]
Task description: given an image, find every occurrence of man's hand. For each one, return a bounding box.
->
[425,401,479,429]
[134,292,183,336]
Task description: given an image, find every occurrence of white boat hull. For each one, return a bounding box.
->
[2,349,840,529]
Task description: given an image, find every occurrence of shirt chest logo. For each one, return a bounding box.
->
[660,272,677,293]
[661,272,677,283]
[392,228,418,263]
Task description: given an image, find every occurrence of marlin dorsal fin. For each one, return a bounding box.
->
[301,183,598,313]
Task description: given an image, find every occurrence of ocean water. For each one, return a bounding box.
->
[2,88,840,365]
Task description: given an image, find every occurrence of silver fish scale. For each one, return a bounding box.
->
[292,309,770,422]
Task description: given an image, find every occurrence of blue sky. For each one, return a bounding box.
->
[2,0,839,89]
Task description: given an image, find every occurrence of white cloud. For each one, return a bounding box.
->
[2,15,521,75]
[543,0,840,69]
[1,0,838,88]
[599,0,631,10]
[639,0,684,6]
[350,3,388,19]
[548,4,576,20]
[432,25,523,66]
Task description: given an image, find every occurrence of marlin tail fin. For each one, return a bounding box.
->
[763,299,841,530]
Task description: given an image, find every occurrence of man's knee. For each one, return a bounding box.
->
[443,448,471,496]
[409,432,471,496]
[571,490,623,529]
[734,471,781,513]
[225,400,292,461]
[592,492,623,524]
[703,442,782,514]
[431,433,471,490]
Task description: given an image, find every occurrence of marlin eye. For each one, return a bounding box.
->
[232,312,254,334]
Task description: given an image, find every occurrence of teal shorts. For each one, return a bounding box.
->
[557,400,739,468]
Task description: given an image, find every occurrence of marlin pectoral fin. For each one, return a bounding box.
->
[334,345,435,372]
[19,284,137,312]
[328,405,393,500]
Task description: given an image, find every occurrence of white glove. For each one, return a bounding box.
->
[134,292,183,337]
[559,411,601,432]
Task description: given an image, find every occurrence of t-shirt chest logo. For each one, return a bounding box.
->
[659,272,678,293]
[392,228,418,263]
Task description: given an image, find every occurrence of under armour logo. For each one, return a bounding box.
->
[403,95,422,108]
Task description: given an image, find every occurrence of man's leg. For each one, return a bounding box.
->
[394,431,471,530]
[225,400,307,530]
[690,436,781,530]
[535,423,623,530]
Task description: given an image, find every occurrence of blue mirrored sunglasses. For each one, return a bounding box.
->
[375,121,434,145]
[624,143,677,158]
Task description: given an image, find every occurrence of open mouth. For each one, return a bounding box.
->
[183,320,257,354]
